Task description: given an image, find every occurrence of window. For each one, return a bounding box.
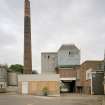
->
[0,84,3,88]
[69,51,71,55]
[48,56,50,59]
[86,69,92,80]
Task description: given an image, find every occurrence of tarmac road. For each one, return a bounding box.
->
[0,94,103,105]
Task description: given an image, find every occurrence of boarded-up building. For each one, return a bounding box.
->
[18,74,60,96]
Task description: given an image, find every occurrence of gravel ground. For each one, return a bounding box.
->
[0,93,103,105]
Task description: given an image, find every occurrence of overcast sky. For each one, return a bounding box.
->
[0,0,105,72]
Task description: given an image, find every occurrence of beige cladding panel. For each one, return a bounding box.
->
[18,75,60,96]
[28,81,60,96]
[29,81,38,95]
[18,82,22,94]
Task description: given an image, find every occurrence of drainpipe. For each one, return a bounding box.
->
[91,73,93,95]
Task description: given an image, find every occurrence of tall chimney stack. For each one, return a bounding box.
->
[24,0,32,74]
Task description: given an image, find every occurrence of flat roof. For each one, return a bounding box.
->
[18,74,60,81]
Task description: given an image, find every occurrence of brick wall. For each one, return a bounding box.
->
[19,81,60,96]
[29,81,60,96]
[76,60,103,94]
[57,68,77,78]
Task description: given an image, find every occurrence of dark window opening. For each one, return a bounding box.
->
[69,52,71,55]
[48,56,50,59]
[0,84,2,88]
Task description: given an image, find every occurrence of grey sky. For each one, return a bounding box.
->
[0,0,105,72]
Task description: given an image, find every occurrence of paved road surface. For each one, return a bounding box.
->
[0,94,103,105]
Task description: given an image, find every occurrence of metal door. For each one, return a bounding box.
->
[92,72,104,95]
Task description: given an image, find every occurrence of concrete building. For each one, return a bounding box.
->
[17,0,105,96]
[18,74,60,96]
[41,53,57,74]
[18,0,60,96]
[41,44,80,93]
[76,60,104,95]
[41,44,80,73]
[57,44,80,93]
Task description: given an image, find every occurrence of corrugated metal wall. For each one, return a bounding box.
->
[92,72,104,95]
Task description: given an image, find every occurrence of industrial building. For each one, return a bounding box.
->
[41,44,80,93]
[18,0,60,96]
[17,0,105,96]
[0,65,7,92]
[41,52,57,74]
[76,60,104,95]
[18,74,60,96]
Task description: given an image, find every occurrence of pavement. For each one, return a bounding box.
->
[102,96,105,105]
[0,93,104,105]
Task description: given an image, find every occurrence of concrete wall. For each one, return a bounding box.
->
[7,72,18,86]
[58,44,80,66]
[41,53,57,74]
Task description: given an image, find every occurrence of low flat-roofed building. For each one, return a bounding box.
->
[18,74,60,96]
